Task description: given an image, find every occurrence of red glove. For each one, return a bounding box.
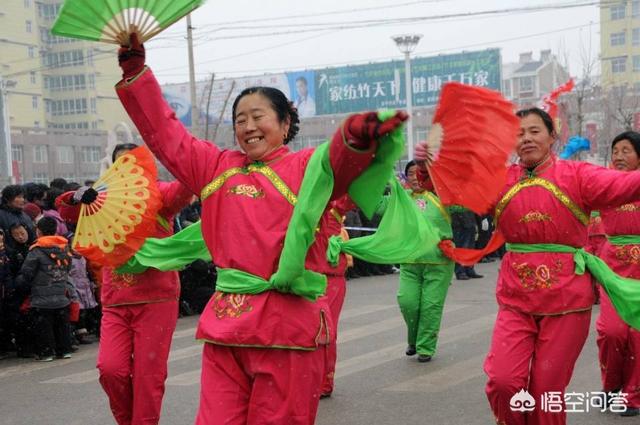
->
[118,33,145,80]
[343,111,408,149]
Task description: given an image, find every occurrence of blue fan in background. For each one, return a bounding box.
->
[559,136,591,159]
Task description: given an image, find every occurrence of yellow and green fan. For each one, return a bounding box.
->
[51,0,206,45]
[73,146,162,267]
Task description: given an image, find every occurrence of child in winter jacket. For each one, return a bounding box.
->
[68,252,98,343]
[16,217,72,361]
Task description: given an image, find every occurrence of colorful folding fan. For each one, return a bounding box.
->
[72,146,162,267]
[425,82,520,215]
[51,0,207,45]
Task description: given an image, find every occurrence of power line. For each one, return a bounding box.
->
[153,20,600,79]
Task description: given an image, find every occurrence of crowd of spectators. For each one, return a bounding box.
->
[0,179,214,362]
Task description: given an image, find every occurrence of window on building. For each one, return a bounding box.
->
[634,55,640,72]
[33,145,48,163]
[611,4,626,20]
[24,0,31,8]
[32,173,49,184]
[25,20,32,33]
[30,71,36,84]
[519,76,534,93]
[58,146,74,164]
[11,145,23,162]
[633,1,640,17]
[32,96,38,110]
[502,80,512,98]
[89,74,95,89]
[28,46,35,58]
[90,98,97,114]
[612,57,627,73]
[611,31,626,46]
[81,146,101,163]
[34,121,40,128]
[634,28,640,46]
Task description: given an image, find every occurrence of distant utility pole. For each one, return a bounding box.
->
[187,14,199,137]
[0,76,14,186]
[204,72,215,141]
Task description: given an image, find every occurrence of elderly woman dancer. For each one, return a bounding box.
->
[596,131,640,417]
[115,34,407,425]
[416,108,640,425]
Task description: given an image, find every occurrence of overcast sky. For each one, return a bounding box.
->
[143,0,601,84]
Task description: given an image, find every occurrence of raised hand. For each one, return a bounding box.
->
[118,33,145,79]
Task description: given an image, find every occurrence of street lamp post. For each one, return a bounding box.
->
[0,76,16,186]
[392,34,422,160]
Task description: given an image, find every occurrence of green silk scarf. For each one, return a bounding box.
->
[118,111,439,301]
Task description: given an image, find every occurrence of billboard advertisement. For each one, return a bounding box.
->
[314,49,501,115]
[162,49,501,124]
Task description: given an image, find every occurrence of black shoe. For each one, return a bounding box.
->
[621,407,640,417]
[467,272,484,279]
[456,274,470,281]
[320,392,332,399]
[418,354,432,363]
[405,345,416,356]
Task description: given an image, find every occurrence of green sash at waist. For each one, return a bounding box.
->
[215,267,323,301]
[607,235,640,245]
[506,242,640,330]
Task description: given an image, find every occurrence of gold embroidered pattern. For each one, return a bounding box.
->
[211,292,253,319]
[512,259,563,290]
[519,211,552,223]
[228,184,264,199]
[200,164,297,205]
[616,204,640,213]
[111,271,136,289]
[614,245,640,266]
[495,177,589,226]
[329,207,344,224]
[413,191,451,222]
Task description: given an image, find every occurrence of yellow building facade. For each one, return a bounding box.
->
[600,0,640,88]
[0,0,131,131]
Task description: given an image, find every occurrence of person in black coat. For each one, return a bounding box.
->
[0,185,36,250]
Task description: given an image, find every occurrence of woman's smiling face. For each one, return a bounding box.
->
[234,93,289,161]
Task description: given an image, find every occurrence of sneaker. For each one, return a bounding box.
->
[58,353,72,359]
[405,345,417,356]
[35,355,54,362]
[320,393,332,399]
[456,274,470,281]
[467,272,484,279]
[418,354,432,363]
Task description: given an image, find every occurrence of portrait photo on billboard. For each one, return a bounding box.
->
[287,71,316,118]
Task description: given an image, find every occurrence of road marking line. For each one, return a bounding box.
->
[335,313,495,380]
[339,305,397,320]
[166,369,201,386]
[338,304,468,344]
[40,344,203,384]
[383,354,486,392]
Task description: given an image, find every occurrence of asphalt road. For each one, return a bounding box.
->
[0,261,629,424]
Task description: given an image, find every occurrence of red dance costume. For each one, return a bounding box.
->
[59,181,192,425]
[484,156,640,425]
[116,68,373,425]
[596,201,640,409]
